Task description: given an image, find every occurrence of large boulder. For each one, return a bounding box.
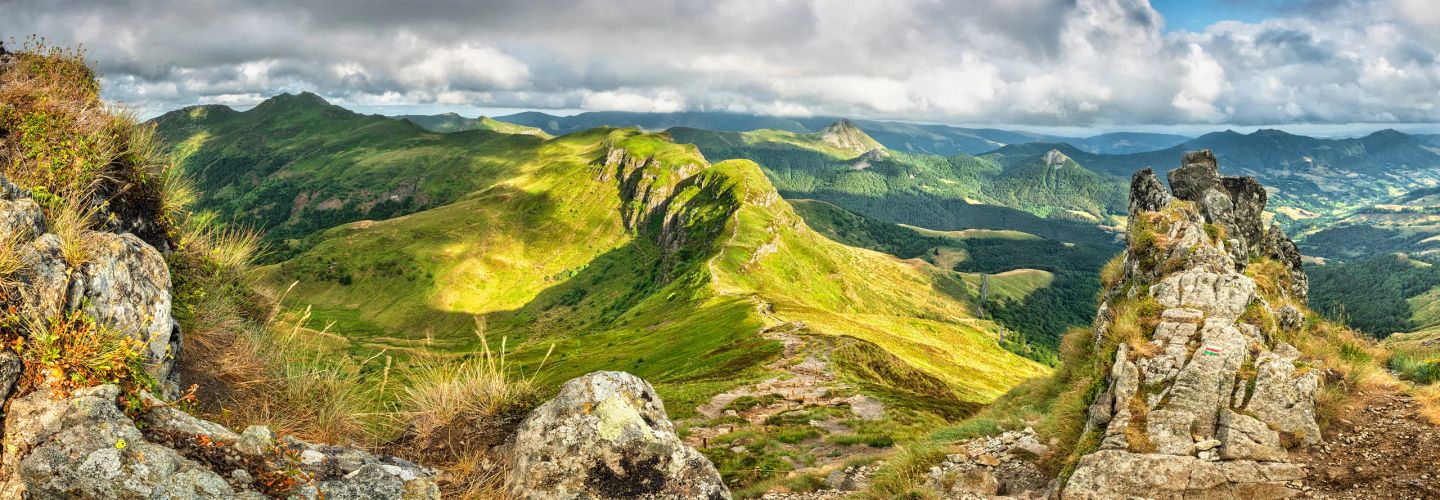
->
[507,371,730,500]
[67,232,181,395]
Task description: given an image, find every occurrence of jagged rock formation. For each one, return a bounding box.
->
[507,371,730,500]
[1064,151,1320,499]
[0,175,439,498]
[597,145,701,233]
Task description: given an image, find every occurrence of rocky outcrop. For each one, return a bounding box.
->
[0,383,437,499]
[596,145,702,233]
[507,371,730,500]
[1064,152,1321,499]
[0,173,439,499]
[67,232,181,393]
[0,175,182,398]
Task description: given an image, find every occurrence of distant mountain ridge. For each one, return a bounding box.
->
[394,112,551,137]
[493,110,1189,156]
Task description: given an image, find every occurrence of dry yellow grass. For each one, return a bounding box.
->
[1416,384,1440,425]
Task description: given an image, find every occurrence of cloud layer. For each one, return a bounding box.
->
[4,0,1437,125]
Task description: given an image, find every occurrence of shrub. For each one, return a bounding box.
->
[0,37,179,246]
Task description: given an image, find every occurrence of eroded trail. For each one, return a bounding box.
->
[1296,390,1440,499]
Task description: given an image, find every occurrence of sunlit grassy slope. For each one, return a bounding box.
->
[152,92,547,249]
[666,126,1124,244]
[395,112,553,138]
[262,127,1047,415]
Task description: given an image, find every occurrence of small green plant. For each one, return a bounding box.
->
[1203,223,1223,242]
[19,308,154,413]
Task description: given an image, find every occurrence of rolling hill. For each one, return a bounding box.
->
[151,92,547,252]
[154,102,1049,429]
[790,199,1115,352]
[667,125,1126,240]
[394,112,551,137]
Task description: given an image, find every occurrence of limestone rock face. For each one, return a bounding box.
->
[508,371,730,500]
[1066,152,1320,499]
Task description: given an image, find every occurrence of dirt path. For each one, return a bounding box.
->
[1296,390,1440,499]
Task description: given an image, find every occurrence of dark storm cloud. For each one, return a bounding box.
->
[1,0,1437,125]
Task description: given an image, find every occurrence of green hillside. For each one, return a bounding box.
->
[1310,253,1440,337]
[790,199,1114,353]
[666,126,1123,244]
[395,112,552,138]
[152,93,547,255]
[159,115,1049,421]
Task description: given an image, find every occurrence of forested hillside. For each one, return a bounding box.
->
[667,126,1125,244]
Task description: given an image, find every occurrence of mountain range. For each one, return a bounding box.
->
[489,110,1193,155]
[151,93,1050,438]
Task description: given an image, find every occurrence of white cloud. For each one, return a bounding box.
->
[4,0,1437,125]
[581,89,687,113]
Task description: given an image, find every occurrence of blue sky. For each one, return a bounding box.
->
[1150,0,1338,32]
[1151,0,1272,31]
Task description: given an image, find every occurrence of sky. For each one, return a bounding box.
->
[3,0,1439,132]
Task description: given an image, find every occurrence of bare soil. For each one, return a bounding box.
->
[1295,390,1440,499]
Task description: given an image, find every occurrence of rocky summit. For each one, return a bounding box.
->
[1064,151,1321,499]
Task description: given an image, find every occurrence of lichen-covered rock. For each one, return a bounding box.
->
[16,234,69,320]
[0,383,438,499]
[140,395,438,499]
[0,384,259,499]
[1064,450,1303,499]
[1276,304,1304,332]
[1152,270,1256,320]
[1244,345,1322,445]
[67,232,181,395]
[1068,152,1323,499]
[1218,410,1286,461]
[508,371,730,500]
[1130,167,1172,214]
[0,196,44,244]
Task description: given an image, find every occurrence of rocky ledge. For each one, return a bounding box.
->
[0,175,439,498]
[1065,151,1320,499]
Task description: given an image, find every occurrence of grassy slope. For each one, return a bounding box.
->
[261,127,1047,417]
[152,93,546,251]
[396,113,553,138]
[790,198,1115,353]
[666,126,1121,245]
